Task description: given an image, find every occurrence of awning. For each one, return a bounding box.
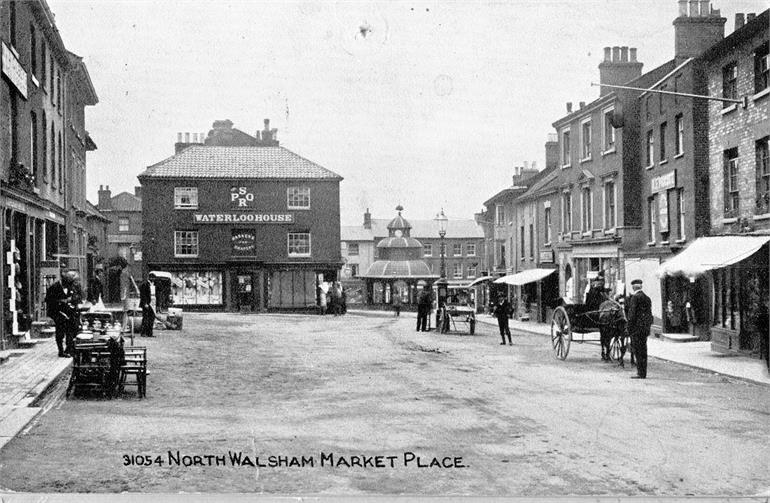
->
[150,271,173,280]
[657,235,770,278]
[494,268,556,286]
[466,275,495,288]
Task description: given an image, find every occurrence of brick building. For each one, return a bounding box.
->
[0,0,97,348]
[138,119,343,311]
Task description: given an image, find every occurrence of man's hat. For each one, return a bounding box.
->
[631,279,643,286]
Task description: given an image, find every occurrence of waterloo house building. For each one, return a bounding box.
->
[138,119,343,311]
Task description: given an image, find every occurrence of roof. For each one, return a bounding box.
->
[360,260,438,279]
[639,58,693,98]
[387,214,411,230]
[376,236,423,249]
[110,192,142,212]
[138,145,343,180]
[341,226,374,241]
[701,10,769,61]
[85,201,110,222]
[483,186,528,207]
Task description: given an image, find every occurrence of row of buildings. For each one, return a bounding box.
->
[479,4,769,357]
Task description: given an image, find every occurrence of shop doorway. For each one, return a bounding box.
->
[234,273,258,311]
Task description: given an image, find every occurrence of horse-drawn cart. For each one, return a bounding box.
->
[550,298,628,361]
[438,304,476,334]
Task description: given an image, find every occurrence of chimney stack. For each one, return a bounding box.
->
[620,46,629,62]
[134,186,143,199]
[177,132,182,143]
[747,13,756,22]
[545,135,559,172]
[598,45,643,97]
[363,208,372,229]
[566,102,573,113]
[97,185,112,210]
[674,0,725,62]
[735,13,745,29]
[579,101,586,109]
[603,47,611,61]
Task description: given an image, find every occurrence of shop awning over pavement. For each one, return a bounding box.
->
[466,276,495,288]
[493,268,556,286]
[656,235,770,278]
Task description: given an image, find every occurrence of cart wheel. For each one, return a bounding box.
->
[550,306,572,360]
[469,317,476,335]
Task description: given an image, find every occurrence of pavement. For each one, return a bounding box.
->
[0,309,767,458]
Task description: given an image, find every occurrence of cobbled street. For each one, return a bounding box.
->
[1,312,769,496]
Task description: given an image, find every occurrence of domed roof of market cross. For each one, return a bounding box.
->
[377,206,422,250]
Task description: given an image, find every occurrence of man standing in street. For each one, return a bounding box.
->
[494,294,513,346]
[627,278,653,379]
[139,273,156,337]
[45,270,82,357]
[416,285,431,332]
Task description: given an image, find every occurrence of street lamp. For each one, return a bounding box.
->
[434,209,448,330]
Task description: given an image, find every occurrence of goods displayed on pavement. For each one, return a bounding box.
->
[438,289,476,335]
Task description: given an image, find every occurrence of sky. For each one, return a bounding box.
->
[47,0,769,226]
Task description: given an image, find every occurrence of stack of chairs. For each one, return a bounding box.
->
[119,346,147,398]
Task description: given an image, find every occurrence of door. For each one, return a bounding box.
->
[235,274,254,311]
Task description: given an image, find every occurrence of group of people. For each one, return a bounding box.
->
[319,281,346,316]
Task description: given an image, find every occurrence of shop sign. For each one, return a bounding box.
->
[659,190,669,233]
[2,42,28,99]
[232,231,256,255]
[194,213,293,224]
[539,249,554,263]
[230,186,258,208]
[651,170,676,193]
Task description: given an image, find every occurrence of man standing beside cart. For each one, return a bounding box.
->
[627,279,653,379]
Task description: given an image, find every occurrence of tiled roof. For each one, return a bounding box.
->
[341,226,374,241]
[139,146,342,180]
[361,260,438,279]
[111,192,142,212]
[85,201,110,221]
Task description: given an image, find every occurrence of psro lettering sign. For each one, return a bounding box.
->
[231,186,256,208]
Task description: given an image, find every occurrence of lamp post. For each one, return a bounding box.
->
[434,209,448,330]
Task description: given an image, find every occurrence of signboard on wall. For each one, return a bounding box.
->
[2,42,28,99]
[194,213,293,224]
[651,170,676,193]
[539,249,554,263]
[230,186,257,208]
[659,191,669,233]
[232,230,256,255]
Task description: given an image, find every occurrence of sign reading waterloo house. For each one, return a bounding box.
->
[193,186,295,223]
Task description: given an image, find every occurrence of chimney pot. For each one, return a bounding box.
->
[177,132,182,142]
[531,161,537,171]
[184,132,190,143]
[620,46,629,62]
[612,46,621,62]
[200,132,205,143]
[579,101,586,109]
[699,0,709,16]
[264,118,270,130]
[688,0,698,16]
[735,13,745,29]
[99,185,103,190]
[630,47,637,62]
[567,102,573,113]
[603,47,611,61]
[747,13,756,22]
[678,0,687,16]
[524,161,529,171]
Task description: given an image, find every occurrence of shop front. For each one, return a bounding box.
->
[494,268,558,322]
[571,242,623,301]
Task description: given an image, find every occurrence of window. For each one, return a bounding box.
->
[544,206,552,244]
[602,108,615,152]
[288,232,311,257]
[30,25,36,78]
[648,196,657,242]
[520,225,525,259]
[496,205,505,226]
[659,85,666,113]
[423,243,432,257]
[287,187,310,209]
[56,69,62,109]
[755,42,769,94]
[347,243,359,256]
[50,123,56,187]
[29,111,37,181]
[724,148,739,218]
[645,96,652,122]
[561,128,571,167]
[171,271,223,305]
[674,74,682,104]
[529,224,534,260]
[9,1,16,47]
[50,61,55,105]
[677,188,686,240]
[58,131,62,193]
[40,43,46,89]
[603,180,616,229]
[174,231,199,257]
[756,137,770,214]
[722,62,738,105]
[675,115,684,156]
[645,130,654,167]
[452,243,462,256]
[467,264,477,278]
[581,186,592,232]
[580,119,592,160]
[561,191,572,234]
[40,111,46,181]
[466,243,476,256]
[174,187,198,209]
[118,218,129,232]
[659,122,667,161]
[350,264,359,277]
[453,263,463,279]
[499,243,506,268]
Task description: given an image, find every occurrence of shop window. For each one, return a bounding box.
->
[659,122,667,162]
[287,232,311,257]
[755,42,769,94]
[603,180,616,230]
[722,62,738,106]
[453,263,463,279]
[170,271,222,305]
[347,243,359,256]
[118,218,129,232]
[580,119,592,161]
[174,187,198,209]
[675,115,684,156]
[423,243,432,257]
[561,128,571,167]
[602,108,615,152]
[581,186,592,232]
[287,187,310,209]
[723,148,739,218]
[453,243,462,256]
[466,243,475,256]
[174,230,199,257]
[756,137,770,214]
[467,264,476,278]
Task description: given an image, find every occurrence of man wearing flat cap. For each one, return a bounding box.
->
[627,279,653,379]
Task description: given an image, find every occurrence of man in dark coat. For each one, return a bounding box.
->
[139,273,156,337]
[87,267,104,304]
[416,286,431,332]
[494,295,512,345]
[45,270,82,357]
[627,278,653,379]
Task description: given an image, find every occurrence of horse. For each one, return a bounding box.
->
[598,298,627,365]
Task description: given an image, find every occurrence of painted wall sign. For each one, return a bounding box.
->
[659,190,669,233]
[230,186,258,208]
[2,42,28,99]
[539,250,554,263]
[194,213,293,224]
[232,231,256,254]
[651,170,676,193]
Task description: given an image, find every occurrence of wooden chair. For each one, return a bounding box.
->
[119,346,147,398]
[66,341,112,397]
